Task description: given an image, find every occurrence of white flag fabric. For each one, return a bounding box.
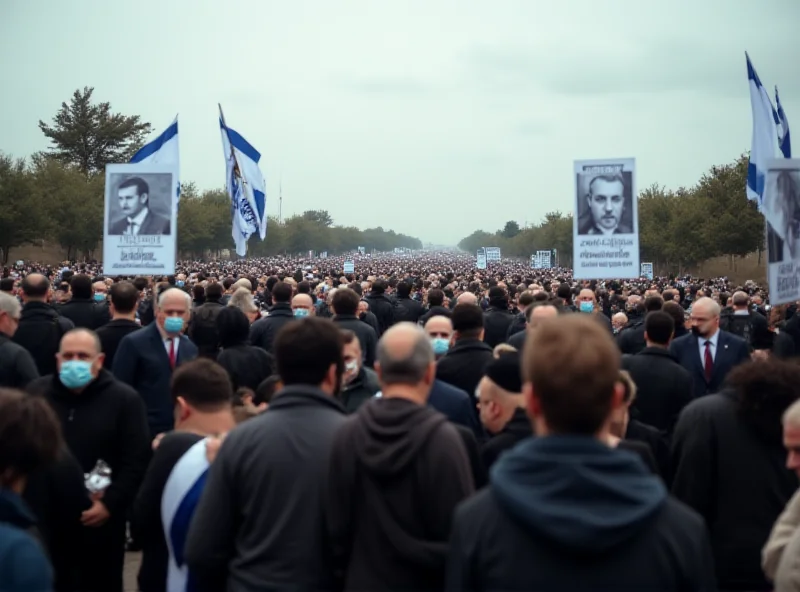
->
[130,117,180,205]
[219,115,267,256]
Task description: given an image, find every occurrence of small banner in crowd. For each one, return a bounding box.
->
[573,158,639,279]
[641,262,654,279]
[358,246,366,256]
[485,247,502,262]
[343,261,355,274]
[103,163,178,276]
[476,248,487,270]
[765,158,800,305]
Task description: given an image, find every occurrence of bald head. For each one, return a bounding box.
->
[732,291,750,308]
[158,287,191,311]
[577,289,596,303]
[528,304,559,331]
[59,328,101,355]
[292,293,314,314]
[20,273,50,301]
[376,322,435,389]
[424,315,453,340]
[693,297,721,318]
[457,292,478,306]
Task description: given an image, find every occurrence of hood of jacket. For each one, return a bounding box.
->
[48,368,118,403]
[491,435,666,554]
[0,489,36,530]
[21,301,60,320]
[351,397,446,476]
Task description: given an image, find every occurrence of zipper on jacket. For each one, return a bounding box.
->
[68,408,75,422]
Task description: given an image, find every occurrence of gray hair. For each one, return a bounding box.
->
[0,292,21,321]
[228,287,258,314]
[158,288,191,310]
[693,296,721,318]
[784,399,800,427]
[376,323,434,386]
[732,291,750,307]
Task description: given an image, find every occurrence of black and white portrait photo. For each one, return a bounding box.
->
[575,167,635,236]
[106,173,173,236]
[764,166,800,264]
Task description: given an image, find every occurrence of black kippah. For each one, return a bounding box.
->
[485,353,522,393]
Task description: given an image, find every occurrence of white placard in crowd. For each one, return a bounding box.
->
[485,247,502,261]
[358,246,366,255]
[641,262,654,279]
[765,159,800,305]
[343,261,355,274]
[320,251,328,259]
[530,253,538,269]
[476,248,487,270]
[538,250,552,269]
[573,158,639,279]
[103,163,177,276]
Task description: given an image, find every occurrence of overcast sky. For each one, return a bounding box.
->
[2,0,799,245]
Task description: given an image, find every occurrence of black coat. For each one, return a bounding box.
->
[669,331,750,397]
[505,313,526,341]
[483,306,515,349]
[480,408,533,471]
[617,313,646,355]
[96,319,141,369]
[12,302,74,377]
[0,332,39,389]
[340,367,380,413]
[622,347,694,434]
[249,303,295,354]
[393,296,424,324]
[216,344,274,391]
[671,390,799,590]
[364,293,396,336]
[57,298,110,330]
[436,339,494,406]
[332,314,378,368]
[419,305,452,326]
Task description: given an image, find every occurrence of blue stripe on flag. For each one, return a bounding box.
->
[130,120,179,163]
[747,161,765,201]
[169,469,208,568]
[219,118,261,163]
[253,189,266,222]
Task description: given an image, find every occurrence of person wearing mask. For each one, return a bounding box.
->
[672,358,800,590]
[618,295,663,355]
[291,293,315,318]
[574,287,614,333]
[250,281,295,354]
[326,323,474,591]
[27,328,151,592]
[476,353,532,470]
[507,301,560,351]
[0,388,62,592]
[483,286,515,348]
[669,297,750,397]
[393,281,424,324]
[96,281,141,370]
[13,273,74,377]
[339,330,380,413]
[446,314,714,591]
[92,279,110,303]
[188,281,225,359]
[132,359,236,592]
[612,311,628,334]
[215,307,274,392]
[58,274,110,329]
[0,292,38,389]
[113,288,198,439]
[331,288,377,368]
[186,318,349,591]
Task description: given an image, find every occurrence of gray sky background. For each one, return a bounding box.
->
[2,0,799,246]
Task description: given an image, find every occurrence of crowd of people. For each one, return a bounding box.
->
[1,250,800,591]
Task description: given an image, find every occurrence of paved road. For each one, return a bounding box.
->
[124,552,141,592]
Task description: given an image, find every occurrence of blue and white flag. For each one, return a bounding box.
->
[746,53,779,206]
[130,117,180,205]
[162,438,209,592]
[776,86,792,159]
[219,106,267,257]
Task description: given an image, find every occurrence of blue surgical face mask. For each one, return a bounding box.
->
[59,360,94,389]
[176,280,185,288]
[164,316,184,333]
[93,293,106,302]
[431,337,450,355]
[294,308,309,318]
[579,301,594,313]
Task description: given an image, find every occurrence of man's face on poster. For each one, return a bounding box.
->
[587,178,625,231]
[118,185,147,218]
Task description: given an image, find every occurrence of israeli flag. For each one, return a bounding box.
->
[746,53,779,206]
[219,107,267,257]
[162,439,209,592]
[776,86,792,158]
[130,117,180,204]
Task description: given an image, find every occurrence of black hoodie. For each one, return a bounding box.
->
[326,397,474,592]
[447,436,715,591]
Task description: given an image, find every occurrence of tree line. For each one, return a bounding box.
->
[458,155,764,274]
[0,87,421,264]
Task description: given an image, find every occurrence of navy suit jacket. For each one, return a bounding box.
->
[669,330,750,397]
[112,323,198,435]
[428,379,484,441]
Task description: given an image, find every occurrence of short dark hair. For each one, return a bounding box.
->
[171,359,233,411]
[271,282,292,303]
[348,282,363,297]
[118,176,149,199]
[274,317,343,387]
[254,375,282,405]
[452,304,484,339]
[556,283,572,302]
[205,282,224,300]
[0,278,14,292]
[133,277,149,292]
[69,274,93,299]
[340,329,358,345]
[109,281,139,314]
[644,295,664,312]
[332,288,359,316]
[216,306,250,348]
[297,281,311,295]
[371,279,387,294]
[662,302,685,332]
[518,291,536,307]
[396,282,412,298]
[0,388,62,487]
[644,311,674,346]
[427,289,445,307]
[21,274,49,298]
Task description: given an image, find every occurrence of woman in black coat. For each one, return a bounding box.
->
[215,307,274,392]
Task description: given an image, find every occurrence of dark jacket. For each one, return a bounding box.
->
[364,292,396,336]
[672,389,799,590]
[719,308,769,347]
[96,319,141,369]
[0,332,39,389]
[669,331,750,397]
[249,302,294,354]
[186,386,348,592]
[505,312,526,341]
[326,397,474,592]
[27,370,151,519]
[622,346,694,434]
[483,306,515,349]
[57,297,110,330]
[428,379,484,441]
[436,339,494,406]
[109,209,170,235]
[340,367,380,413]
[507,329,526,351]
[616,312,646,355]
[393,296,424,324]
[333,314,378,368]
[447,436,715,592]
[0,489,54,592]
[453,424,487,490]
[216,344,274,391]
[419,305,452,326]
[480,407,532,471]
[188,300,225,358]
[12,301,74,376]
[625,419,671,483]
[360,310,381,336]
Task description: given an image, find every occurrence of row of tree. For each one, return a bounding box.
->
[0,87,421,264]
[458,155,764,273]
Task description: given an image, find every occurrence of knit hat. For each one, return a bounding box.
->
[485,353,522,393]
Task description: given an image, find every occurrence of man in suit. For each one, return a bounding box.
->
[109,177,171,236]
[113,288,198,439]
[578,173,633,235]
[669,297,750,397]
[96,281,141,369]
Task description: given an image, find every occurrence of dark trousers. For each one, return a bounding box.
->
[77,517,127,592]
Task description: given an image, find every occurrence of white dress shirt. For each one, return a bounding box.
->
[698,329,719,365]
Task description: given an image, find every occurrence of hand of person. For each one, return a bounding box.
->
[81,500,110,527]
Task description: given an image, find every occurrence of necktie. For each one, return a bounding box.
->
[127,221,138,236]
[704,340,713,382]
[168,339,176,370]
